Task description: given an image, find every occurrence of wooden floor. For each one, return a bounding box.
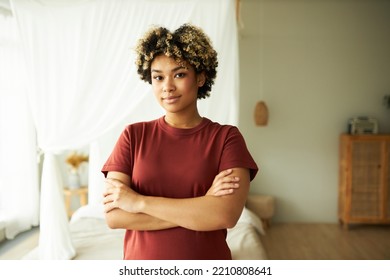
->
[0,227,39,260]
[1,223,390,260]
[260,223,390,260]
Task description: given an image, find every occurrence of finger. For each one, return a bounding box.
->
[228,175,240,182]
[218,179,240,188]
[215,169,233,181]
[213,177,239,190]
[220,176,240,184]
[103,185,116,197]
[104,202,115,213]
[225,182,240,189]
[223,169,233,175]
[211,181,239,193]
[102,194,115,205]
[214,188,235,196]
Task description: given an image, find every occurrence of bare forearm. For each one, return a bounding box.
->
[105,208,177,231]
[104,168,249,232]
[140,195,242,231]
[105,171,177,231]
[139,168,250,231]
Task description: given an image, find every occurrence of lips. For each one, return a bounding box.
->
[162,95,181,104]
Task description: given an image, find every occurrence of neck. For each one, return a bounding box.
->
[164,113,203,129]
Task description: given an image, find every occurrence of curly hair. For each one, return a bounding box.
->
[135,23,218,99]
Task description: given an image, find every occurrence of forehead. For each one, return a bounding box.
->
[151,55,190,70]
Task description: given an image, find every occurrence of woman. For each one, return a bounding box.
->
[102,23,258,260]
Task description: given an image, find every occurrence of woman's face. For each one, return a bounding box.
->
[150,55,205,115]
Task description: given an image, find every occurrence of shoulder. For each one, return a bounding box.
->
[117,118,160,143]
[125,118,159,129]
[122,118,160,133]
[205,118,242,137]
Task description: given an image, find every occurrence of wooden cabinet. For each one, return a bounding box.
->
[338,134,390,228]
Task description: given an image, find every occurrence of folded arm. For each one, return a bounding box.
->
[104,171,175,230]
[103,168,249,231]
[138,168,249,231]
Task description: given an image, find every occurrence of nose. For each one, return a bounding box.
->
[163,77,175,93]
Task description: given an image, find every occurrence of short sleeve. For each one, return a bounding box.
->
[101,127,133,178]
[219,127,258,181]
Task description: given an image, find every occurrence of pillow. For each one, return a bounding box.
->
[70,203,105,223]
[236,207,265,235]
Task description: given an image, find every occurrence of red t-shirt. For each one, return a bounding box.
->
[102,117,258,259]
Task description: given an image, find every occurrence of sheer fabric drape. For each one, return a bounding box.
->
[0,11,40,240]
[10,0,239,259]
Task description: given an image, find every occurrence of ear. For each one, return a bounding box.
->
[197,72,206,87]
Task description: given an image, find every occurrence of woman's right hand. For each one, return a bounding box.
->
[206,169,240,197]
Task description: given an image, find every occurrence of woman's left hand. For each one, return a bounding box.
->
[102,178,142,213]
[206,169,240,197]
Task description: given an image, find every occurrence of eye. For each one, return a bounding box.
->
[152,75,163,81]
[175,72,186,78]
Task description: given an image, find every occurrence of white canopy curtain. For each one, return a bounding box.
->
[10,0,239,259]
[0,10,40,240]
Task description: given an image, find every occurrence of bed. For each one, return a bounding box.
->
[23,194,272,260]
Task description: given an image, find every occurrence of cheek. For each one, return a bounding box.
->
[151,82,161,94]
[180,78,198,92]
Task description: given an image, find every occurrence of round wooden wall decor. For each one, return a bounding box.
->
[254,101,268,126]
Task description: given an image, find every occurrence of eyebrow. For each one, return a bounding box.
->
[151,66,188,73]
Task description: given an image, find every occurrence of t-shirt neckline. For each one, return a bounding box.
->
[158,116,210,136]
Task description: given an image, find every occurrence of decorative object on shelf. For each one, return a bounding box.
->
[68,169,81,189]
[65,151,89,189]
[348,116,378,135]
[63,187,88,217]
[254,101,269,126]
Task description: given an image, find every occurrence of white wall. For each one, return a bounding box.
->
[238,0,390,223]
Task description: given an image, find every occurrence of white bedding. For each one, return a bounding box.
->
[23,204,267,260]
[228,207,267,260]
